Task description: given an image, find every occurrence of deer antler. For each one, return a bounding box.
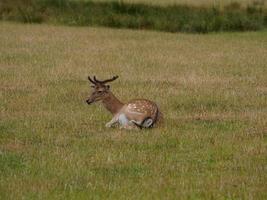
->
[88,76,96,85]
[93,75,119,84]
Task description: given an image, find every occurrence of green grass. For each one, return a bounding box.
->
[1,0,267,33]
[82,0,266,7]
[0,22,267,199]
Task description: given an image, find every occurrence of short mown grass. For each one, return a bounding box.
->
[1,0,267,33]
[0,22,267,199]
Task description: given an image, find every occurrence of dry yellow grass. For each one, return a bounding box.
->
[0,22,267,199]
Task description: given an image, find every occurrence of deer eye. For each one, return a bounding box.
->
[97,91,102,94]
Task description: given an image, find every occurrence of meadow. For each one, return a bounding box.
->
[0,21,266,199]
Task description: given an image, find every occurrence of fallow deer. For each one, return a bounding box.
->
[86,75,162,129]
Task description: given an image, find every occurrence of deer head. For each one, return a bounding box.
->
[86,75,119,105]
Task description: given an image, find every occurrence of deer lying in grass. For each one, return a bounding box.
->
[86,75,162,129]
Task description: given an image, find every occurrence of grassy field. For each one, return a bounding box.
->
[0,22,267,199]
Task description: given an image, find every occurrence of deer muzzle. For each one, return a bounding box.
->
[86,99,94,105]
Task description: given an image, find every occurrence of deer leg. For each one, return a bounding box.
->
[120,124,139,130]
[105,115,119,128]
[119,120,140,130]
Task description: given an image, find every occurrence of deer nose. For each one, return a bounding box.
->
[86,99,93,104]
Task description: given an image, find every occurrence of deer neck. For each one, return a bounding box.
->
[101,92,124,116]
